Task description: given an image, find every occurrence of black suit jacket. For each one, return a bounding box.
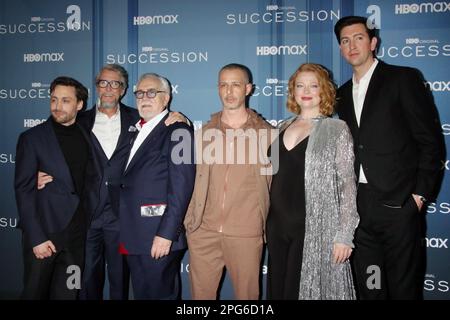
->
[14,118,101,248]
[77,103,140,219]
[336,61,443,206]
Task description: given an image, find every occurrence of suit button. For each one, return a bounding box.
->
[120,184,125,189]
[105,181,109,186]
[358,144,364,149]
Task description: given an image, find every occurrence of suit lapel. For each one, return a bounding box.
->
[112,105,137,159]
[43,119,75,192]
[124,113,169,175]
[341,84,359,134]
[359,62,385,129]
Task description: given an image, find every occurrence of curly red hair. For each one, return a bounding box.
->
[286,63,336,116]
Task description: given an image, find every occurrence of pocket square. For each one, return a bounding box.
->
[141,204,167,217]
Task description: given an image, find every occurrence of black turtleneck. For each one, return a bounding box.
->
[51,117,89,246]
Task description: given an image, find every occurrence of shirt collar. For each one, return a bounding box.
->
[135,108,168,131]
[352,58,379,86]
[96,104,120,119]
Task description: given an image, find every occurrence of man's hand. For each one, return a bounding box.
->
[33,240,56,259]
[164,111,188,126]
[412,194,424,211]
[332,243,353,264]
[150,236,172,259]
[37,171,53,190]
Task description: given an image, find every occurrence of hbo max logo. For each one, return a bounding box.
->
[133,15,179,25]
[24,53,64,63]
[256,45,307,56]
[395,2,450,14]
[424,237,448,249]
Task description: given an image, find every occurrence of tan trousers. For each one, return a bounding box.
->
[187,227,263,300]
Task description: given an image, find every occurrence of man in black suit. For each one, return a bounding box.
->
[334,16,444,299]
[75,64,136,300]
[15,76,99,299]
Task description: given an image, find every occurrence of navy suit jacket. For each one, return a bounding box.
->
[336,61,444,206]
[119,114,195,255]
[14,118,101,248]
[77,103,139,219]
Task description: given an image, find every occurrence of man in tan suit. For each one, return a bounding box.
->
[184,63,273,300]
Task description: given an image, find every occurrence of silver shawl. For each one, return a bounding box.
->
[279,116,360,300]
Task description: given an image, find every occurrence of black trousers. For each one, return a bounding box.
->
[352,184,424,300]
[266,222,305,300]
[79,206,129,300]
[21,238,85,300]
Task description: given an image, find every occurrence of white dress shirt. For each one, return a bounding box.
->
[352,58,378,184]
[125,108,168,170]
[92,106,121,159]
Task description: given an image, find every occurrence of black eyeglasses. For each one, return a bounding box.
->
[96,79,123,89]
[134,89,166,99]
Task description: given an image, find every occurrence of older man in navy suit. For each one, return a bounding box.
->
[118,73,195,299]
[15,76,100,299]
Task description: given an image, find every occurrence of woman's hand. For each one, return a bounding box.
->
[332,243,353,264]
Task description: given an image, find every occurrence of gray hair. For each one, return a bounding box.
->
[136,73,171,95]
[96,64,129,88]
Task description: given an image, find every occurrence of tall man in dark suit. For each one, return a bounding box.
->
[334,16,444,299]
[118,73,195,299]
[15,76,99,299]
[76,64,136,300]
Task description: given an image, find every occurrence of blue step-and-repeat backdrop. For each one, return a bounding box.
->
[0,0,449,299]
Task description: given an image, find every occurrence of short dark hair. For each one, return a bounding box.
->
[334,15,377,43]
[50,76,89,111]
[219,63,253,83]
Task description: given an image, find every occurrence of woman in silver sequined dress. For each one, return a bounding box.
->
[266,63,360,300]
